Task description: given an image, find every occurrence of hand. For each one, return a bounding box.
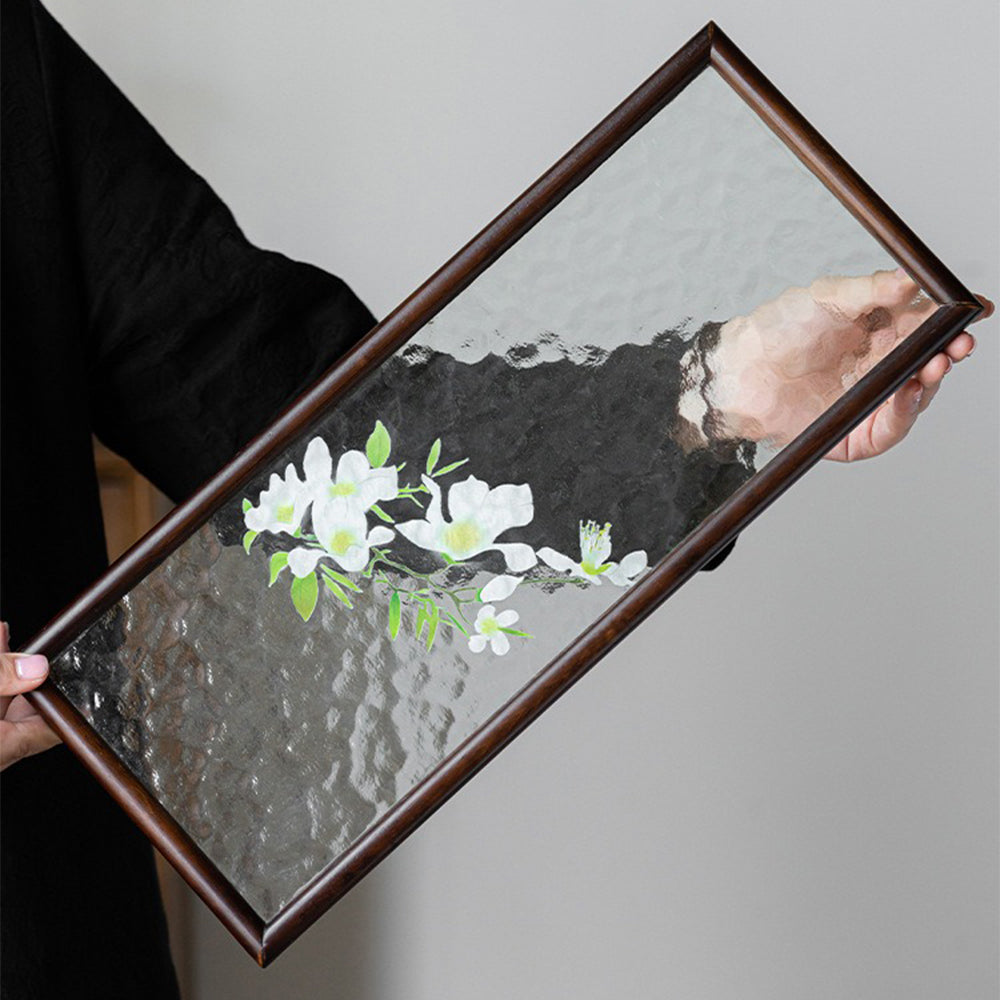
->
[708,268,993,460]
[1,622,61,771]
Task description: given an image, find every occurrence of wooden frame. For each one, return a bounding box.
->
[23,22,982,965]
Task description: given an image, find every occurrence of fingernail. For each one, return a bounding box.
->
[14,654,48,680]
[967,337,976,357]
[945,357,953,373]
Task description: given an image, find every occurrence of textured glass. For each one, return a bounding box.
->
[51,69,931,920]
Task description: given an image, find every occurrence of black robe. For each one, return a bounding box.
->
[0,2,742,993]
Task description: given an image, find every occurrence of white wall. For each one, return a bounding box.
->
[44,1,998,997]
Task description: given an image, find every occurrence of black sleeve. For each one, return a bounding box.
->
[30,0,377,504]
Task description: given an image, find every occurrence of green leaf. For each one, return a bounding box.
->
[388,591,402,639]
[369,503,394,524]
[425,609,439,650]
[500,627,532,638]
[268,552,289,586]
[432,458,469,478]
[366,419,391,468]
[425,438,442,475]
[242,530,258,554]
[322,575,354,609]
[415,606,428,638]
[442,612,468,636]
[395,462,407,472]
[242,498,252,513]
[322,566,362,592]
[290,573,319,622]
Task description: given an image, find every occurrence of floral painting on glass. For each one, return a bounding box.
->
[242,420,649,654]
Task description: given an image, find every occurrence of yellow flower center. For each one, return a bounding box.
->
[441,520,483,558]
[329,481,357,497]
[328,529,357,555]
[275,503,295,524]
[479,616,500,636]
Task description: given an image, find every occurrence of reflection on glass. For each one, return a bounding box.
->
[51,68,931,920]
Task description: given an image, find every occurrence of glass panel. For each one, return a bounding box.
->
[51,68,932,920]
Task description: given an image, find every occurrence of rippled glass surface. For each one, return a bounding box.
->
[51,69,931,920]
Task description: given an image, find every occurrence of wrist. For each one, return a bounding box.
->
[708,314,759,442]
[675,316,756,449]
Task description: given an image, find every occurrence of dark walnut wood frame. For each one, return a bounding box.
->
[23,22,982,965]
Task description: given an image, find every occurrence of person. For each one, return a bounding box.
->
[0,1,988,996]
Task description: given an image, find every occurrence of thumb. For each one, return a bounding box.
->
[0,650,49,698]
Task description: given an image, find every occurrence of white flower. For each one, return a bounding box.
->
[244,464,311,536]
[287,498,395,576]
[396,475,536,571]
[537,520,648,587]
[479,574,521,603]
[302,437,398,512]
[468,604,520,656]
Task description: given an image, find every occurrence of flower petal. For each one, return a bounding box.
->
[333,449,369,485]
[491,543,537,573]
[537,547,579,573]
[333,544,369,573]
[288,547,324,578]
[355,465,399,508]
[468,635,488,653]
[447,475,491,522]
[420,474,444,526]
[396,517,441,553]
[367,525,395,547]
[479,574,520,603]
[480,483,534,530]
[495,609,519,628]
[618,550,648,578]
[244,507,269,533]
[303,437,332,483]
[369,465,399,502]
[489,631,511,656]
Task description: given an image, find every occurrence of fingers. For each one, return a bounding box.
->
[869,377,924,454]
[809,268,920,317]
[944,331,975,364]
[0,715,62,771]
[973,293,994,320]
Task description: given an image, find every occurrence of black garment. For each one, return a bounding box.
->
[1,2,740,994]
[2,3,374,996]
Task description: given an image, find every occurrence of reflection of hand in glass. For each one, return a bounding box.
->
[679,268,991,460]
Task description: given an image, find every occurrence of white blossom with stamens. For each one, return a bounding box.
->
[537,520,647,587]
